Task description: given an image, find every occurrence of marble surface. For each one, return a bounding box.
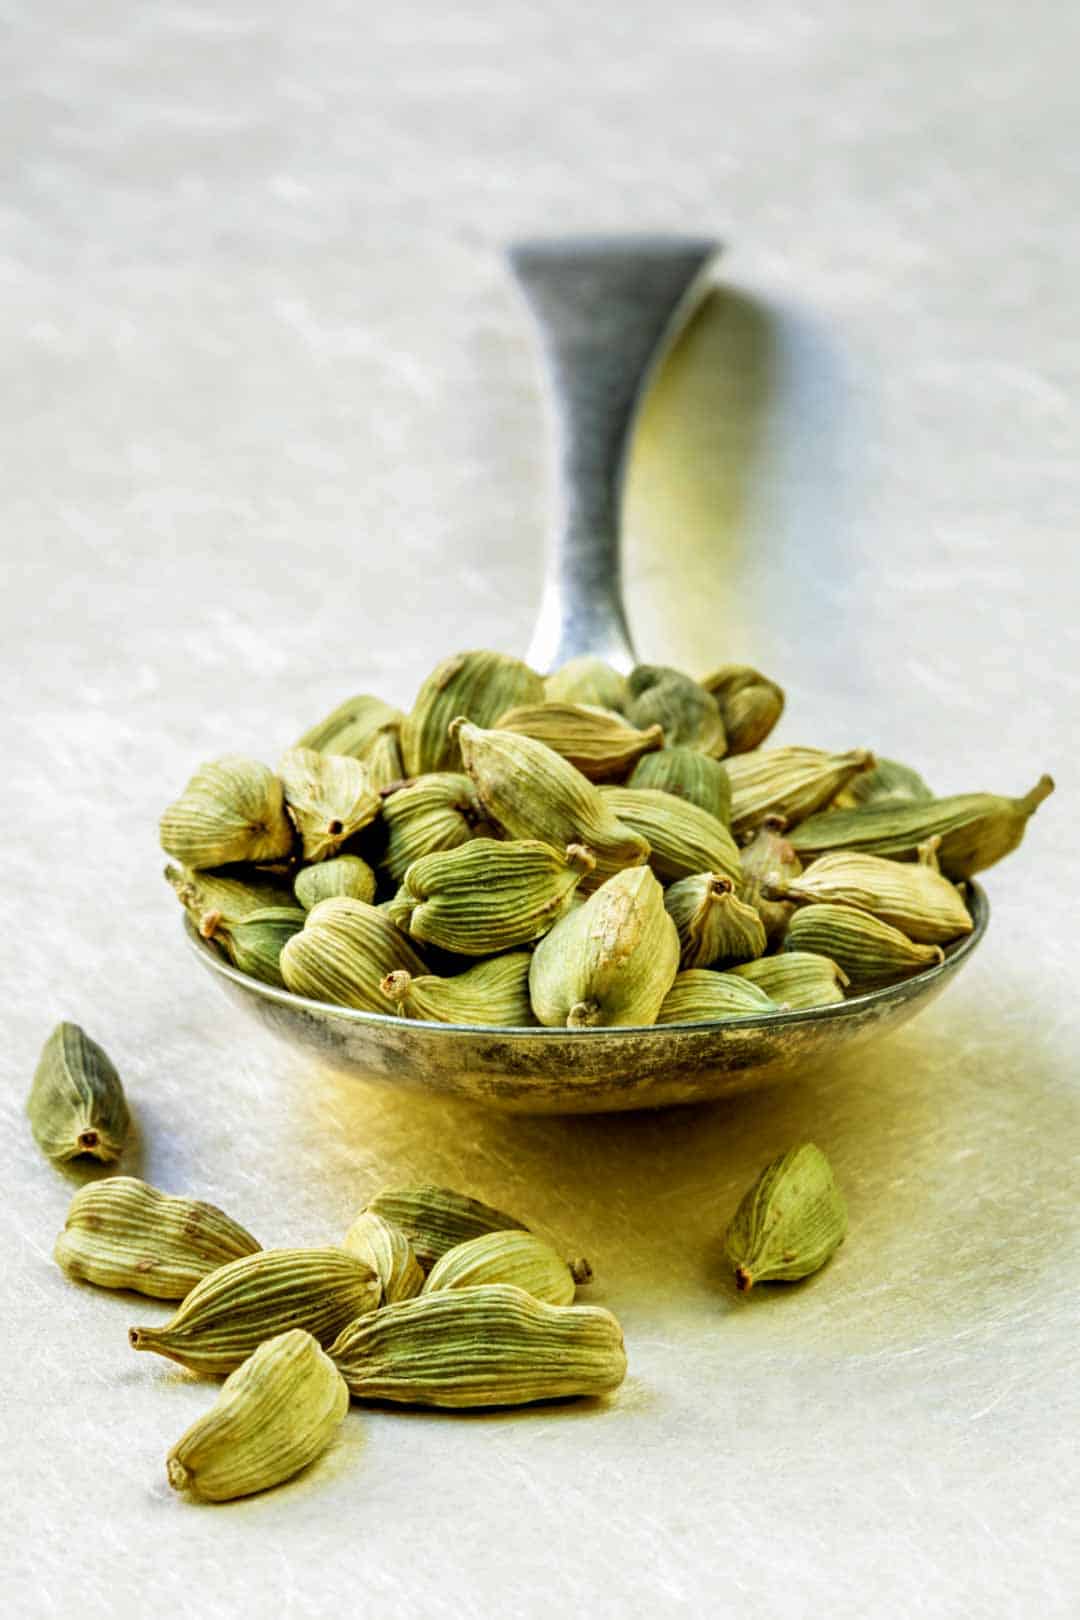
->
[3,3,1078,1616]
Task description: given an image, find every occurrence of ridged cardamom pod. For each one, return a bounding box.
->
[832,755,933,811]
[382,954,536,1026]
[54,1176,260,1298]
[165,863,294,929]
[280,897,427,1013]
[731,951,849,1009]
[625,664,726,756]
[454,721,649,887]
[353,722,405,791]
[599,787,741,885]
[699,665,785,754]
[657,970,781,1023]
[342,1212,424,1303]
[160,757,295,870]
[785,904,944,990]
[329,1283,626,1407]
[199,905,307,987]
[401,650,544,776]
[663,873,767,970]
[379,772,488,884]
[789,775,1055,879]
[770,850,973,945]
[167,1330,349,1502]
[129,1248,380,1377]
[494,702,662,781]
[278,748,380,863]
[294,693,404,756]
[725,1143,847,1290]
[529,866,679,1028]
[362,1185,528,1272]
[737,815,802,945]
[389,839,595,955]
[27,1022,130,1163]
[628,747,732,827]
[543,656,629,713]
[422,1231,590,1306]
[724,747,876,837]
[294,854,377,910]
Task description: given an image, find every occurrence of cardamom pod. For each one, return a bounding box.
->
[724,747,876,837]
[401,650,544,776]
[599,787,741,884]
[27,1022,130,1163]
[785,904,944,990]
[279,748,380,863]
[737,814,802,945]
[329,1283,626,1407]
[494,702,662,781]
[165,863,294,929]
[280,897,427,1013]
[160,757,295,870]
[353,722,405,791]
[342,1212,424,1303]
[731,951,849,1009]
[699,664,785,754]
[833,755,934,811]
[770,850,973,945]
[388,839,595,955]
[54,1176,260,1298]
[362,1185,528,1272]
[422,1231,590,1306]
[294,854,377,910]
[628,747,732,827]
[725,1142,847,1290]
[294,693,404,757]
[167,1329,349,1501]
[379,772,488,884]
[199,905,307,987]
[625,664,726,756]
[789,775,1055,879]
[129,1248,380,1377]
[529,866,679,1028]
[657,970,781,1023]
[382,953,535,1026]
[543,655,629,713]
[454,721,649,887]
[663,873,767,969]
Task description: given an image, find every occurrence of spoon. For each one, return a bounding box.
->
[184,237,987,1114]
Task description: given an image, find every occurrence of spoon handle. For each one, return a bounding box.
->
[507,236,719,674]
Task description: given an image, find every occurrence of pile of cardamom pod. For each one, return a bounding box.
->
[160,652,1054,1024]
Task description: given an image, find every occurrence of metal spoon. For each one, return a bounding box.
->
[185,237,987,1114]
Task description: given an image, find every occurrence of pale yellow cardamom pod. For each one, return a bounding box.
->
[293,693,404,757]
[362,1185,528,1272]
[342,1212,424,1303]
[381,954,536,1026]
[165,863,294,929]
[731,951,848,1009]
[279,747,380,863]
[27,1022,130,1164]
[657,970,781,1023]
[494,701,662,781]
[724,747,876,838]
[543,656,629,713]
[280,897,427,1013]
[422,1231,590,1306]
[784,905,944,991]
[725,1143,847,1290]
[663,872,767,969]
[599,787,741,885]
[160,756,295,870]
[770,849,973,944]
[401,650,544,776]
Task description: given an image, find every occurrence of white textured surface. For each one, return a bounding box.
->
[3,4,1078,1617]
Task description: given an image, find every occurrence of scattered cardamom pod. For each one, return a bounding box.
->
[27,1022,130,1163]
[731,951,849,1009]
[382,953,535,1026]
[599,787,741,884]
[663,872,767,970]
[543,655,629,713]
[657,970,781,1023]
[724,747,876,838]
[529,866,679,1028]
[362,1185,528,1272]
[785,904,944,991]
[278,748,380,863]
[628,746,732,826]
[699,664,785,754]
[833,755,934,811]
[54,1176,260,1298]
[422,1230,590,1306]
[494,701,663,781]
[736,814,802,945]
[199,904,307,987]
[342,1212,424,1303]
[329,1283,626,1407]
[167,1329,349,1502]
[129,1248,380,1377]
[294,693,404,757]
[725,1142,847,1290]
[401,650,544,776]
[280,897,427,1013]
[769,850,973,944]
[294,854,377,910]
[625,664,726,756]
[160,756,295,870]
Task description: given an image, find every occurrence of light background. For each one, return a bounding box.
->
[3,4,1078,1617]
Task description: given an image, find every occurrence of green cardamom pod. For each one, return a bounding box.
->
[27,1022,130,1163]
[278,748,380,863]
[389,839,595,955]
[165,863,295,929]
[353,722,405,791]
[160,757,295,870]
[628,747,732,827]
[329,1283,626,1407]
[731,951,849,1009]
[599,787,741,884]
[199,905,307,987]
[294,854,377,910]
[494,701,663,781]
[422,1231,590,1306]
[663,873,767,969]
[401,650,544,776]
[362,1185,528,1272]
[529,866,679,1028]
[785,904,944,990]
[379,772,488,884]
[280,897,427,1013]
[543,656,629,713]
[625,664,726,756]
[832,755,934,811]
[790,775,1055,879]
[294,694,404,757]
[770,850,973,945]
[724,747,876,837]
[657,970,781,1023]
[381,953,536,1026]
[737,814,803,945]
[725,1142,847,1290]
[454,721,650,887]
[167,1329,349,1502]
[55,1176,260,1298]
[699,664,785,754]
[342,1212,424,1303]
[129,1248,380,1377]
